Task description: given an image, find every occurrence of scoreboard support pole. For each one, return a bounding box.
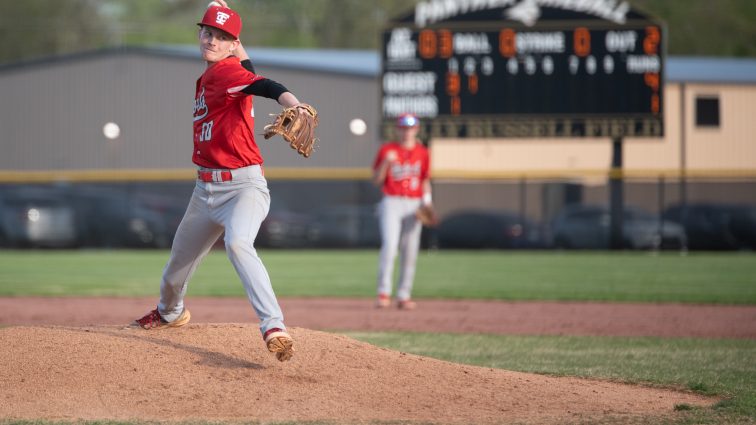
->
[609,137,624,250]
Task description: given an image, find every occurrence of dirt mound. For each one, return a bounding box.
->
[0,325,713,424]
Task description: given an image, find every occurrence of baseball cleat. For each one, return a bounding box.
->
[130,308,191,330]
[397,299,417,310]
[375,293,391,308]
[263,328,294,362]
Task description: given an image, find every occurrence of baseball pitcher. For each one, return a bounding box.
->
[130,1,314,363]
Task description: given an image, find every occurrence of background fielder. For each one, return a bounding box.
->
[372,113,432,310]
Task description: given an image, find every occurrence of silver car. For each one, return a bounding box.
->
[0,187,78,248]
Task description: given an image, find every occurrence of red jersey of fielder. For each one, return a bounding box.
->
[373,142,430,198]
[192,56,265,169]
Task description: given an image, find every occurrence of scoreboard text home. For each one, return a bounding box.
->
[381,0,665,139]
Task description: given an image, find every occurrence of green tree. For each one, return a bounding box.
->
[0,0,108,63]
[632,0,756,57]
[232,0,421,49]
[1,0,756,65]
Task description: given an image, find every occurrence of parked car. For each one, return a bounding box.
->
[731,206,756,249]
[135,193,189,244]
[549,204,686,250]
[0,186,78,248]
[437,210,542,249]
[66,187,171,248]
[308,205,381,248]
[256,205,317,248]
[663,203,756,250]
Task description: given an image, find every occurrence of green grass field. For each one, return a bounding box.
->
[0,249,754,303]
[1,249,755,424]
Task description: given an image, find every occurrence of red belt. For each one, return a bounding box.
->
[197,170,232,182]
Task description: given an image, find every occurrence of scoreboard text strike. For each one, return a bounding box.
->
[381,3,665,139]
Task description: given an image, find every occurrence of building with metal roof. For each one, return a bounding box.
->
[1,46,754,221]
[112,45,756,83]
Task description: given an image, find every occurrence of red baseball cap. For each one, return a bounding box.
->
[198,5,242,39]
[396,113,420,128]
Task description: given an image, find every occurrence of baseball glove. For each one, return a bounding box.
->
[415,204,439,227]
[263,104,319,158]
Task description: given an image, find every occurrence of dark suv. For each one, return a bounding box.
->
[663,203,756,250]
[550,204,686,250]
[437,210,542,249]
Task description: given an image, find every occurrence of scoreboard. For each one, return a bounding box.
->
[381,3,665,139]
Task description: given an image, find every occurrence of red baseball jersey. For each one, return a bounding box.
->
[373,142,430,198]
[192,56,265,169]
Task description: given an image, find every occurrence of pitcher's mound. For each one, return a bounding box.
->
[0,324,713,424]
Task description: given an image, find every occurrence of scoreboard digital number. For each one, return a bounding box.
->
[381,8,665,139]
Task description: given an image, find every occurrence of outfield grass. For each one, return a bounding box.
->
[347,331,756,424]
[0,249,754,303]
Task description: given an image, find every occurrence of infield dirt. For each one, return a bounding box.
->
[2,296,754,338]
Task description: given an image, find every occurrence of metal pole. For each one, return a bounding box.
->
[680,83,688,219]
[658,175,665,249]
[519,176,527,226]
[609,137,624,250]
[518,176,527,248]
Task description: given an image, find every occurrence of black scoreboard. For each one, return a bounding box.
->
[381,1,665,139]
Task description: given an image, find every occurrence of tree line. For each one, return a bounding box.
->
[1,0,754,65]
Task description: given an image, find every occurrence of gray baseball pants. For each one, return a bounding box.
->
[158,165,285,334]
[376,195,423,301]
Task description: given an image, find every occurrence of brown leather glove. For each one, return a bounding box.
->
[415,204,439,227]
[263,104,319,158]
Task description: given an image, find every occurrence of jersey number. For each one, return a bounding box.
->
[199,121,213,142]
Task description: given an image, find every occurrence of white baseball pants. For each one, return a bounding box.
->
[376,195,423,301]
[158,165,286,334]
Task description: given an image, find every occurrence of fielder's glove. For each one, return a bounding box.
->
[415,204,439,227]
[263,103,319,158]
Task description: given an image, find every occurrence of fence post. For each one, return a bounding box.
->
[609,137,624,250]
